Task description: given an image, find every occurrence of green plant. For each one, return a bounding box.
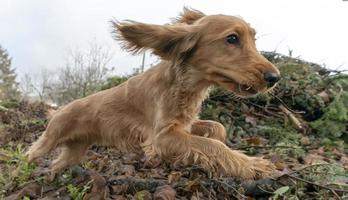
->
[0,145,36,187]
[101,75,128,90]
[311,91,348,141]
[82,160,94,170]
[272,186,290,200]
[67,181,92,200]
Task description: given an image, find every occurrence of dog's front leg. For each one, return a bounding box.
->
[191,120,227,142]
[153,124,275,180]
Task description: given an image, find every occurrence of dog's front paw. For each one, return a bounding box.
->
[249,157,275,179]
[215,150,275,180]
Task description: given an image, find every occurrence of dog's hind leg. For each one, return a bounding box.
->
[191,120,227,142]
[26,113,68,162]
[26,131,58,163]
[49,141,90,180]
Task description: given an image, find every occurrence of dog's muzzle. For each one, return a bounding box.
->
[263,72,280,88]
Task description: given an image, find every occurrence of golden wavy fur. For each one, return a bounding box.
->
[27,8,280,180]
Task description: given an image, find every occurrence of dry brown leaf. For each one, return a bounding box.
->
[340,155,348,168]
[317,90,330,102]
[245,115,257,127]
[0,151,10,161]
[243,136,266,146]
[121,165,136,176]
[154,185,176,200]
[168,171,182,184]
[190,195,198,200]
[300,136,310,145]
[184,179,201,192]
[274,161,286,171]
[304,153,328,165]
[83,171,106,200]
[110,184,128,195]
[86,150,100,161]
[240,103,249,113]
[122,153,140,164]
[4,182,41,200]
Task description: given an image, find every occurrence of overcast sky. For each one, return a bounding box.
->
[0,0,347,78]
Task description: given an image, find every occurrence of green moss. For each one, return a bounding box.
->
[311,92,348,139]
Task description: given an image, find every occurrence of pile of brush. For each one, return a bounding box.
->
[1,52,347,199]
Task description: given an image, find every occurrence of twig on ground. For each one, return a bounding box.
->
[285,174,346,200]
[211,179,247,199]
[279,163,336,177]
[234,144,303,150]
[271,93,305,114]
[256,185,274,194]
[279,105,305,131]
[243,100,283,118]
[272,164,348,200]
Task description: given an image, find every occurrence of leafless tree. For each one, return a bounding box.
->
[20,68,54,102]
[34,68,54,102]
[51,40,114,105]
[19,73,34,100]
[19,40,114,105]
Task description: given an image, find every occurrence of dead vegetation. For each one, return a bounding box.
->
[0,52,347,199]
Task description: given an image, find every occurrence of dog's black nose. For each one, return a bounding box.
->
[264,72,280,87]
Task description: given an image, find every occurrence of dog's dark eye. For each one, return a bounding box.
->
[226,34,239,44]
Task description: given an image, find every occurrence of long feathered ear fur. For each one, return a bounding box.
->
[111,20,201,63]
[172,7,205,24]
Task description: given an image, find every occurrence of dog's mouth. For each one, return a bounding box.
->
[214,73,262,97]
[222,79,258,96]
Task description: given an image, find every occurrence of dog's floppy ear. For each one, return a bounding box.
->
[112,20,200,63]
[173,7,205,24]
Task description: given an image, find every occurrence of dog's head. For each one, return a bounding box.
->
[112,8,280,97]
